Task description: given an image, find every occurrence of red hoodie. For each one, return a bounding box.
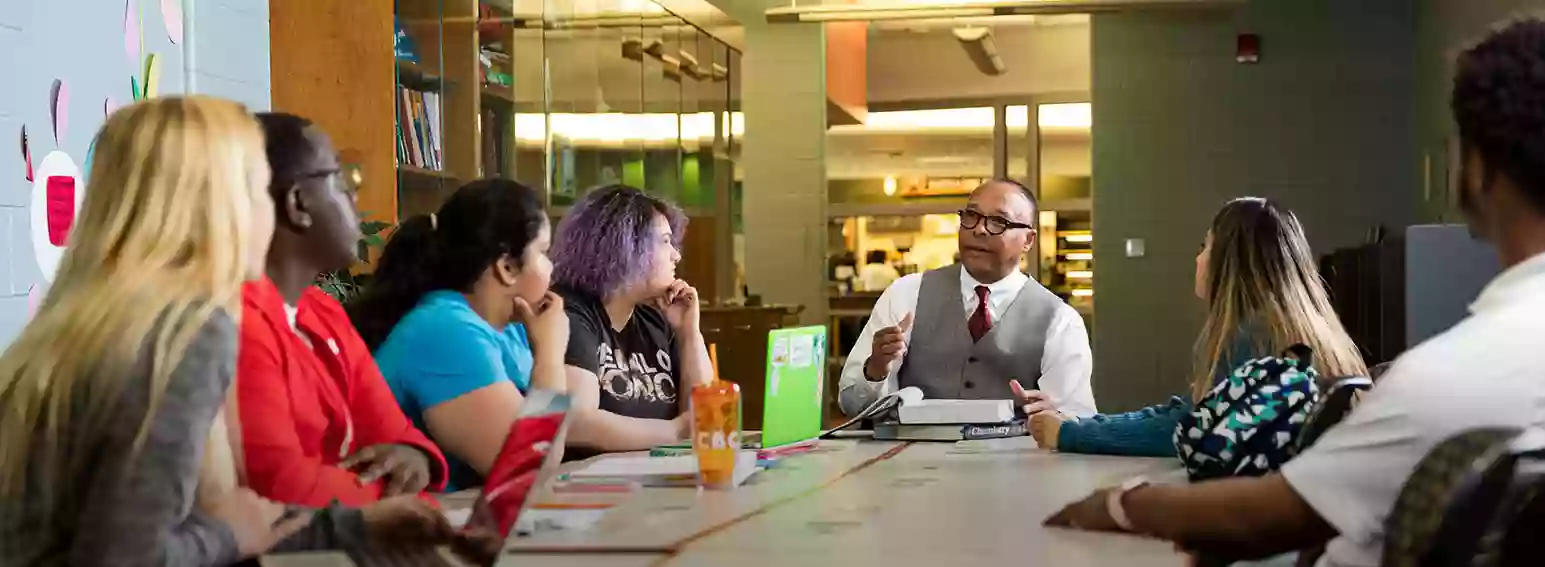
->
[238,278,447,506]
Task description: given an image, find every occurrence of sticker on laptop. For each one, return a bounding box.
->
[771,336,790,367]
[790,333,815,368]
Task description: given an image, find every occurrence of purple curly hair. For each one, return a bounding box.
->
[551,185,687,298]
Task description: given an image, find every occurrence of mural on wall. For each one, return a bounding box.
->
[11,0,186,318]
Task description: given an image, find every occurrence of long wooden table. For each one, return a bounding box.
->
[265,438,1185,567]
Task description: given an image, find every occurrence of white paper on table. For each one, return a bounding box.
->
[950,436,1040,454]
[516,508,611,535]
[570,455,698,477]
[442,507,472,529]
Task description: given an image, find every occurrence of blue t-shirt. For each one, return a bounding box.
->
[375,290,534,491]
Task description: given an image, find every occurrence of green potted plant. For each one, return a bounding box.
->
[316,217,393,305]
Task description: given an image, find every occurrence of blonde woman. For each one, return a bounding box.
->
[0,97,459,566]
[1023,197,1367,456]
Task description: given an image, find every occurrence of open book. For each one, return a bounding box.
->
[820,386,1016,438]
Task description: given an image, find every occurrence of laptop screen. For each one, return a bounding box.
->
[760,325,827,448]
[463,390,572,547]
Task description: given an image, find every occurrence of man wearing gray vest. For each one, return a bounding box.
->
[837,179,1096,418]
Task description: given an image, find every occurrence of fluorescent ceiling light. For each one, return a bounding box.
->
[1061,233,1092,243]
[1039,103,1092,129]
[1071,289,1094,297]
[505,104,1088,145]
[1067,270,1093,279]
[512,111,744,145]
[830,104,1089,135]
[1063,251,1093,260]
[766,0,1243,23]
[789,6,996,22]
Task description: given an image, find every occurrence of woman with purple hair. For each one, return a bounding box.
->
[550,185,714,459]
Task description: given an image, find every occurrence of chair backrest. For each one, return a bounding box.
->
[1295,376,1374,453]
[1469,432,1545,567]
[1371,361,1394,380]
[1381,427,1533,567]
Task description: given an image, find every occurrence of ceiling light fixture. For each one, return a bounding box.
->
[953,27,1005,76]
[827,104,1091,135]
[767,0,1242,24]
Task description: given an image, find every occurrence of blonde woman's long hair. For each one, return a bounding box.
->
[0,96,268,503]
[1192,197,1367,400]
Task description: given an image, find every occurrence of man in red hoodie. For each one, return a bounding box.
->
[239,112,448,506]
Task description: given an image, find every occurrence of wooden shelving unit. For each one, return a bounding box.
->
[396,59,444,90]
[271,0,398,230]
[271,0,511,227]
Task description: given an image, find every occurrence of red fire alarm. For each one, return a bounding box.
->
[1237,33,1261,64]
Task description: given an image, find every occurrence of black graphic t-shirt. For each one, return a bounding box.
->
[556,284,682,425]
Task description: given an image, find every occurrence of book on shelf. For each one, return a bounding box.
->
[395,86,444,172]
[393,17,420,63]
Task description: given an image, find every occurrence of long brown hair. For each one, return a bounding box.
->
[1191,197,1367,400]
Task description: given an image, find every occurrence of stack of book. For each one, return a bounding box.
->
[396,87,444,171]
[826,386,1028,442]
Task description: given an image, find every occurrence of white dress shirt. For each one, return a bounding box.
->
[838,268,1097,417]
[1281,251,1545,567]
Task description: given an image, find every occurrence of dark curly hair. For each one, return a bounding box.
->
[1451,17,1545,212]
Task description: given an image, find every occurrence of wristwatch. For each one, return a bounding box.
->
[1106,476,1149,532]
[862,362,888,382]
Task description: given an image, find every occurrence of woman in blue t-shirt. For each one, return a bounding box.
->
[349,179,569,491]
[1023,198,1368,457]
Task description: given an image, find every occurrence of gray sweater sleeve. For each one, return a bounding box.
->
[66,310,245,567]
[63,309,371,567]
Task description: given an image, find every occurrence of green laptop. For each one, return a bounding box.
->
[753,325,827,449]
[653,326,826,455]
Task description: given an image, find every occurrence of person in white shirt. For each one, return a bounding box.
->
[837,179,1096,417]
[1043,19,1545,567]
[857,250,901,292]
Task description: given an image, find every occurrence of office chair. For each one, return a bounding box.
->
[1382,427,1545,567]
[1485,474,1545,567]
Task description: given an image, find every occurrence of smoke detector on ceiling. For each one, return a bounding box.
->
[952,27,1005,76]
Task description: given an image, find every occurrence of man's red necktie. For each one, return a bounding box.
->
[968,285,992,342]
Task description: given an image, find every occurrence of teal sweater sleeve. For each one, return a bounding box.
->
[1056,327,1262,458]
[1055,397,1191,457]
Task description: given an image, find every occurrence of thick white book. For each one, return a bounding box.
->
[897,398,1015,425]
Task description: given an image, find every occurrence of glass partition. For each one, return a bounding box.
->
[393,0,740,298]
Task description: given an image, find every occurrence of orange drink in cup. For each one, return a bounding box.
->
[690,381,742,490]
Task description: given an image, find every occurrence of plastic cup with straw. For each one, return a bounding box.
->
[692,343,741,489]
